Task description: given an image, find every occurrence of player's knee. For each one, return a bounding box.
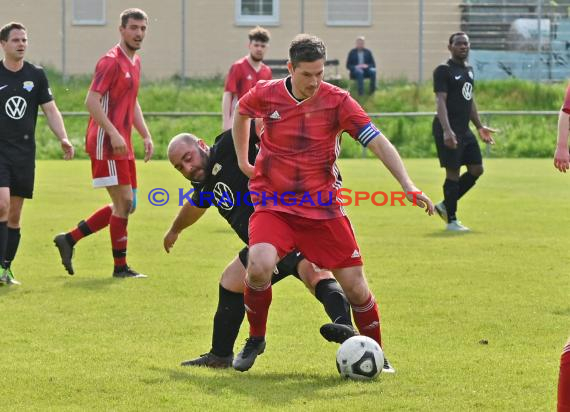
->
[343,279,370,306]
[0,199,10,217]
[247,258,274,284]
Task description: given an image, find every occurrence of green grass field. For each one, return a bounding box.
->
[1,159,568,411]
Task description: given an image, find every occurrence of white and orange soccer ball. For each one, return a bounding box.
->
[336,336,384,380]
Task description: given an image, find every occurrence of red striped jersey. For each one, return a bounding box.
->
[224,56,272,100]
[85,45,141,160]
[238,78,380,219]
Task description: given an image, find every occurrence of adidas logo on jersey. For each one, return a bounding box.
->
[125,72,131,79]
[351,249,361,258]
[269,110,281,120]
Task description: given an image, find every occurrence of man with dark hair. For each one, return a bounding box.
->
[232,33,434,372]
[346,36,377,96]
[54,8,153,278]
[432,32,495,231]
[0,21,74,286]
[221,26,272,130]
[165,124,355,368]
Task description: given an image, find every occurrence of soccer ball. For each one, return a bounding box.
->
[336,336,384,380]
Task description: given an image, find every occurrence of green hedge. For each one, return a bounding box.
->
[35,70,566,159]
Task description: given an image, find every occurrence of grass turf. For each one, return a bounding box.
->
[0,158,567,411]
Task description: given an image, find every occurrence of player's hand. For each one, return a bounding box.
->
[404,186,434,216]
[443,130,458,149]
[163,229,179,253]
[143,136,154,162]
[60,138,74,160]
[477,126,496,145]
[110,132,128,155]
[554,145,570,173]
[238,162,255,178]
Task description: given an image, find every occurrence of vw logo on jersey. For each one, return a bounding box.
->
[462,82,473,101]
[213,182,235,211]
[5,96,27,119]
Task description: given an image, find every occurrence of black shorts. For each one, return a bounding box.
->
[238,246,302,285]
[0,154,35,198]
[433,128,482,170]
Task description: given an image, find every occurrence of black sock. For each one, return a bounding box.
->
[4,227,21,268]
[211,284,245,357]
[315,278,352,326]
[458,172,479,199]
[443,179,459,222]
[0,221,6,269]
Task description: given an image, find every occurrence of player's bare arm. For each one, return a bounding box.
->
[164,202,207,253]
[85,90,127,155]
[134,99,153,162]
[366,135,434,215]
[40,101,74,160]
[222,91,235,131]
[232,108,254,178]
[435,91,457,149]
[470,100,496,144]
[554,109,570,172]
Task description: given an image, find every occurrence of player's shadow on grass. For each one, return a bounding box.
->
[424,229,481,238]
[62,276,117,290]
[149,366,379,405]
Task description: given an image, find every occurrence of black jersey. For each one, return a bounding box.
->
[0,61,53,160]
[190,127,259,244]
[432,59,474,135]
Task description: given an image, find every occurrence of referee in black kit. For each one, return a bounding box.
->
[0,22,74,285]
[432,32,496,232]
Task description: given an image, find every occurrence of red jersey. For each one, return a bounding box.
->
[86,45,141,160]
[238,78,381,220]
[563,84,570,114]
[224,56,272,100]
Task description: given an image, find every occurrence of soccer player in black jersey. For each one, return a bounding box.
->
[432,32,495,231]
[164,123,357,368]
[0,22,74,285]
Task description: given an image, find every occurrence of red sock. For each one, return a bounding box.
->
[69,205,112,243]
[352,293,382,347]
[109,215,128,268]
[559,344,570,412]
[243,279,272,337]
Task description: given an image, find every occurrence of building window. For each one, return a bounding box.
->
[327,0,371,26]
[236,0,279,26]
[73,0,106,25]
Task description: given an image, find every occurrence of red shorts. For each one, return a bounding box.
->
[249,210,363,270]
[91,159,137,189]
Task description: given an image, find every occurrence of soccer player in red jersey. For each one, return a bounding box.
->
[54,9,153,279]
[553,85,570,412]
[231,34,434,372]
[221,26,272,131]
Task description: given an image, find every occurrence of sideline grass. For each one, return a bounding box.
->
[0,159,568,411]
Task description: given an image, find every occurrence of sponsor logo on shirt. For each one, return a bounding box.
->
[269,110,281,120]
[5,96,27,119]
[212,163,222,176]
[351,249,361,258]
[125,72,131,79]
[468,71,474,79]
[213,182,235,211]
[0,85,7,91]
[23,81,34,92]
[454,75,461,80]
[462,82,473,101]
[246,74,253,80]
